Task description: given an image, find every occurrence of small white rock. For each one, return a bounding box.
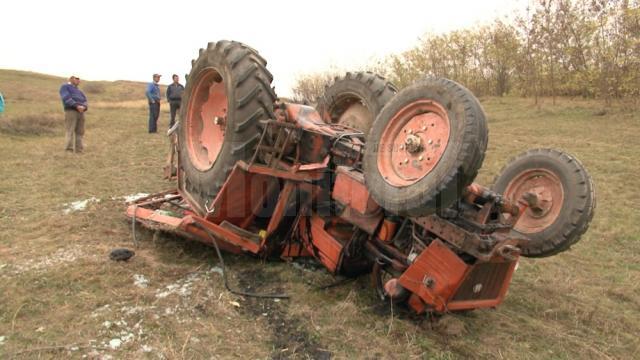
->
[109,338,122,349]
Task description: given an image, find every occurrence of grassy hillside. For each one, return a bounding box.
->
[0,69,165,109]
[0,71,638,359]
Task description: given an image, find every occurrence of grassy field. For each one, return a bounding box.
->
[0,70,638,359]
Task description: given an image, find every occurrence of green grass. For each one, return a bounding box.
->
[0,70,638,359]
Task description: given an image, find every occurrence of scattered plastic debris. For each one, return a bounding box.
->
[230,301,241,308]
[0,336,6,346]
[62,197,100,214]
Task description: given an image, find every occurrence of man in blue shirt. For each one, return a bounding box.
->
[59,76,88,152]
[146,74,162,133]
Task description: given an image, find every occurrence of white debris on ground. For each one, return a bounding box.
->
[209,266,223,276]
[83,266,227,358]
[1,247,89,276]
[0,335,6,346]
[155,272,203,299]
[126,193,149,202]
[62,197,101,214]
[108,338,122,350]
[91,304,111,318]
[117,193,150,203]
[133,274,149,288]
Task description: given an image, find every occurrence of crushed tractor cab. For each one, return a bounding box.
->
[127,40,595,315]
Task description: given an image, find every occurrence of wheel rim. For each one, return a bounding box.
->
[185,68,227,171]
[504,169,565,234]
[377,100,451,186]
[330,95,372,133]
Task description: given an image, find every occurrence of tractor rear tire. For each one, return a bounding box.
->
[317,72,397,137]
[363,77,488,217]
[492,148,596,257]
[178,41,277,215]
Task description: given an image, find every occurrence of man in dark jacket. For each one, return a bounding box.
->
[59,76,88,152]
[166,74,184,129]
[145,73,162,133]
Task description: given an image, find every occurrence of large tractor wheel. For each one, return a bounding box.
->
[363,78,488,217]
[316,72,397,137]
[492,149,596,257]
[178,41,277,215]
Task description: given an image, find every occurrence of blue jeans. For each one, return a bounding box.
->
[148,102,160,133]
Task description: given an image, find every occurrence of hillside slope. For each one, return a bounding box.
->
[0,69,166,104]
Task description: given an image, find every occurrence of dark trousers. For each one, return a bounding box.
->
[148,102,160,133]
[169,102,180,128]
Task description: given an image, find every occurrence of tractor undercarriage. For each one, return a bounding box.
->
[127,40,595,316]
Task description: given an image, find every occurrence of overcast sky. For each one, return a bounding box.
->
[1,0,528,96]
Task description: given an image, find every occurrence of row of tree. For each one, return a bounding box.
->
[292,0,639,105]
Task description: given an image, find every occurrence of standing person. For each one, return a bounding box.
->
[59,76,88,153]
[146,74,162,133]
[166,74,184,129]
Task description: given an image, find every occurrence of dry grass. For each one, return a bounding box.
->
[0,113,63,136]
[0,82,638,359]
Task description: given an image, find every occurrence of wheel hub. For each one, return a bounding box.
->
[404,134,423,153]
[505,169,564,233]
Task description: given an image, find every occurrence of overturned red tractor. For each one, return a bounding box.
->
[127,41,595,314]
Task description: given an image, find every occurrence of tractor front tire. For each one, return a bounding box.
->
[316,72,397,137]
[364,77,488,216]
[492,148,596,257]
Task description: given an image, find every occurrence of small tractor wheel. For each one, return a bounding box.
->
[364,77,488,216]
[316,72,397,137]
[178,41,277,215]
[492,148,595,257]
